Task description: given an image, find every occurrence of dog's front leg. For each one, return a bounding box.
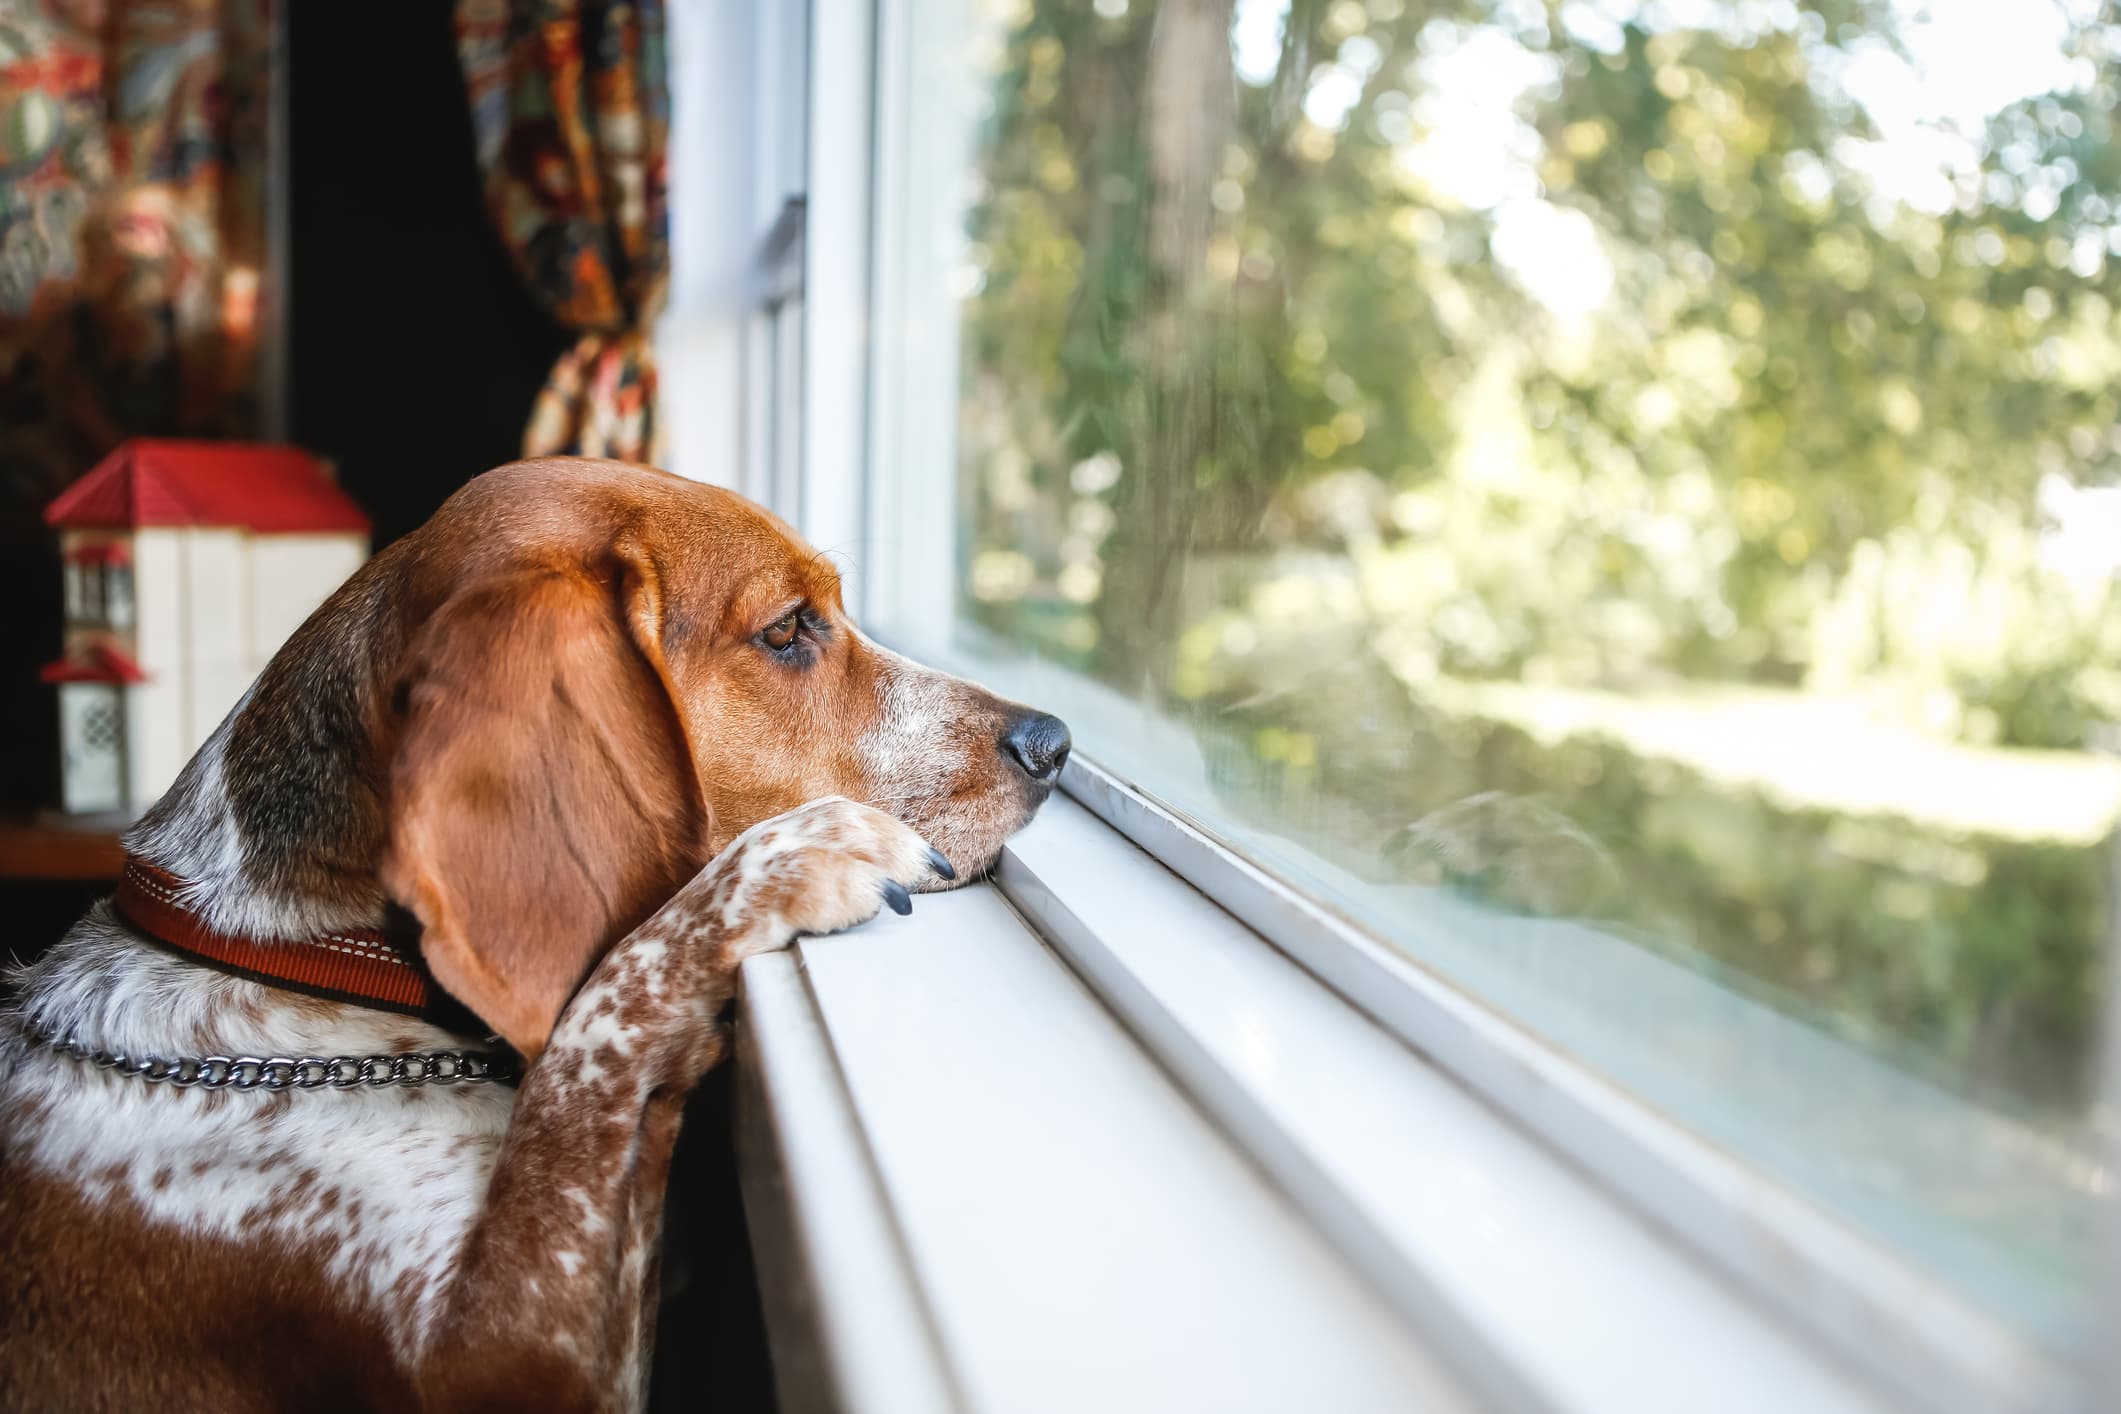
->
[414,797,943,1414]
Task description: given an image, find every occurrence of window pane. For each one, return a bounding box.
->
[873,0,2117,1350]
[106,564,133,628]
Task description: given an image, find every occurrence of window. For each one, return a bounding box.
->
[79,557,103,623]
[862,0,2118,1368]
[63,548,130,627]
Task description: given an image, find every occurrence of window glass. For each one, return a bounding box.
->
[871,0,2118,1348]
[79,558,104,623]
[105,563,133,628]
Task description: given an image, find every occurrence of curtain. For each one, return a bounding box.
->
[0,0,274,495]
[456,0,667,464]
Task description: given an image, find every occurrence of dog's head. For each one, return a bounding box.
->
[274,460,1063,1053]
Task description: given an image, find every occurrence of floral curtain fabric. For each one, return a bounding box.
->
[456,0,667,464]
[0,0,274,500]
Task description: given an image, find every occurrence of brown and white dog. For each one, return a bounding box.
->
[0,459,1069,1412]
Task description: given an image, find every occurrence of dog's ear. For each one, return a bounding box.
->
[380,558,706,1058]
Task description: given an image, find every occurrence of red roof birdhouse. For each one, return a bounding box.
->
[42,439,371,815]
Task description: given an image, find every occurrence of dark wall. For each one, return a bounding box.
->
[288,0,570,549]
[0,463,63,812]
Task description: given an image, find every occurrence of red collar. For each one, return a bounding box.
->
[114,857,463,1026]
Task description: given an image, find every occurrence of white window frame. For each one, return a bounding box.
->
[675,5,2119,1412]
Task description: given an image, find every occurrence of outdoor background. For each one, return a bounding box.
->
[950,0,2121,1147]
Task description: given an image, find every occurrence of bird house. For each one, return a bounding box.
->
[41,439,370,815]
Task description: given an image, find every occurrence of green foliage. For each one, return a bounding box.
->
[950,0,2121,1115]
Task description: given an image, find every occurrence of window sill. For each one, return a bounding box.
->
[734,878,1465,1414]
[732,787,1964,1414]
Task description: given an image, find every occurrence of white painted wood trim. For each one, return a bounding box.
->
[735,886,1469,1414]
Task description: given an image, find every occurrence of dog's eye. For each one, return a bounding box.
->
[760,610,802,653]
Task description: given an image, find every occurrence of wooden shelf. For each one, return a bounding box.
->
[0,814,127,880]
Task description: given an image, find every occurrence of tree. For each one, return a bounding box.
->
[950,0,2120,1116]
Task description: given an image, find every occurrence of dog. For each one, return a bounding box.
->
[0,458,1069,1412]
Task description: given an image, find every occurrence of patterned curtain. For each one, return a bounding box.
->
[456,0,667,464]
[0,0,274,498]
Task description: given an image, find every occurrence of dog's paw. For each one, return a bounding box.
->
[710,795,951,951]
[1384,791,1621,918]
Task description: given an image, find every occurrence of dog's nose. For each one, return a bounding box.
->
[1002,712,1072,782]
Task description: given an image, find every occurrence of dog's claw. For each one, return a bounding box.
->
[926,847,956,881]
[882,879,913,915]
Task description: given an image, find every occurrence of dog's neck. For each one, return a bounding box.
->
[123,702,392,942]
[19,655,469,1060]
[125,569,404,943]
[6,558,509,1059]
[12,907,476,1064]
[20,658,455,1060]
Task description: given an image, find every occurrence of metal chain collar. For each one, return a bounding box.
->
[16,1015,518,1092]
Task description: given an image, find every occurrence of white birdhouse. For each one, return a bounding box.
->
[41,439,370,816]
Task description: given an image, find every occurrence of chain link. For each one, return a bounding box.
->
[16,1016,517,1092]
